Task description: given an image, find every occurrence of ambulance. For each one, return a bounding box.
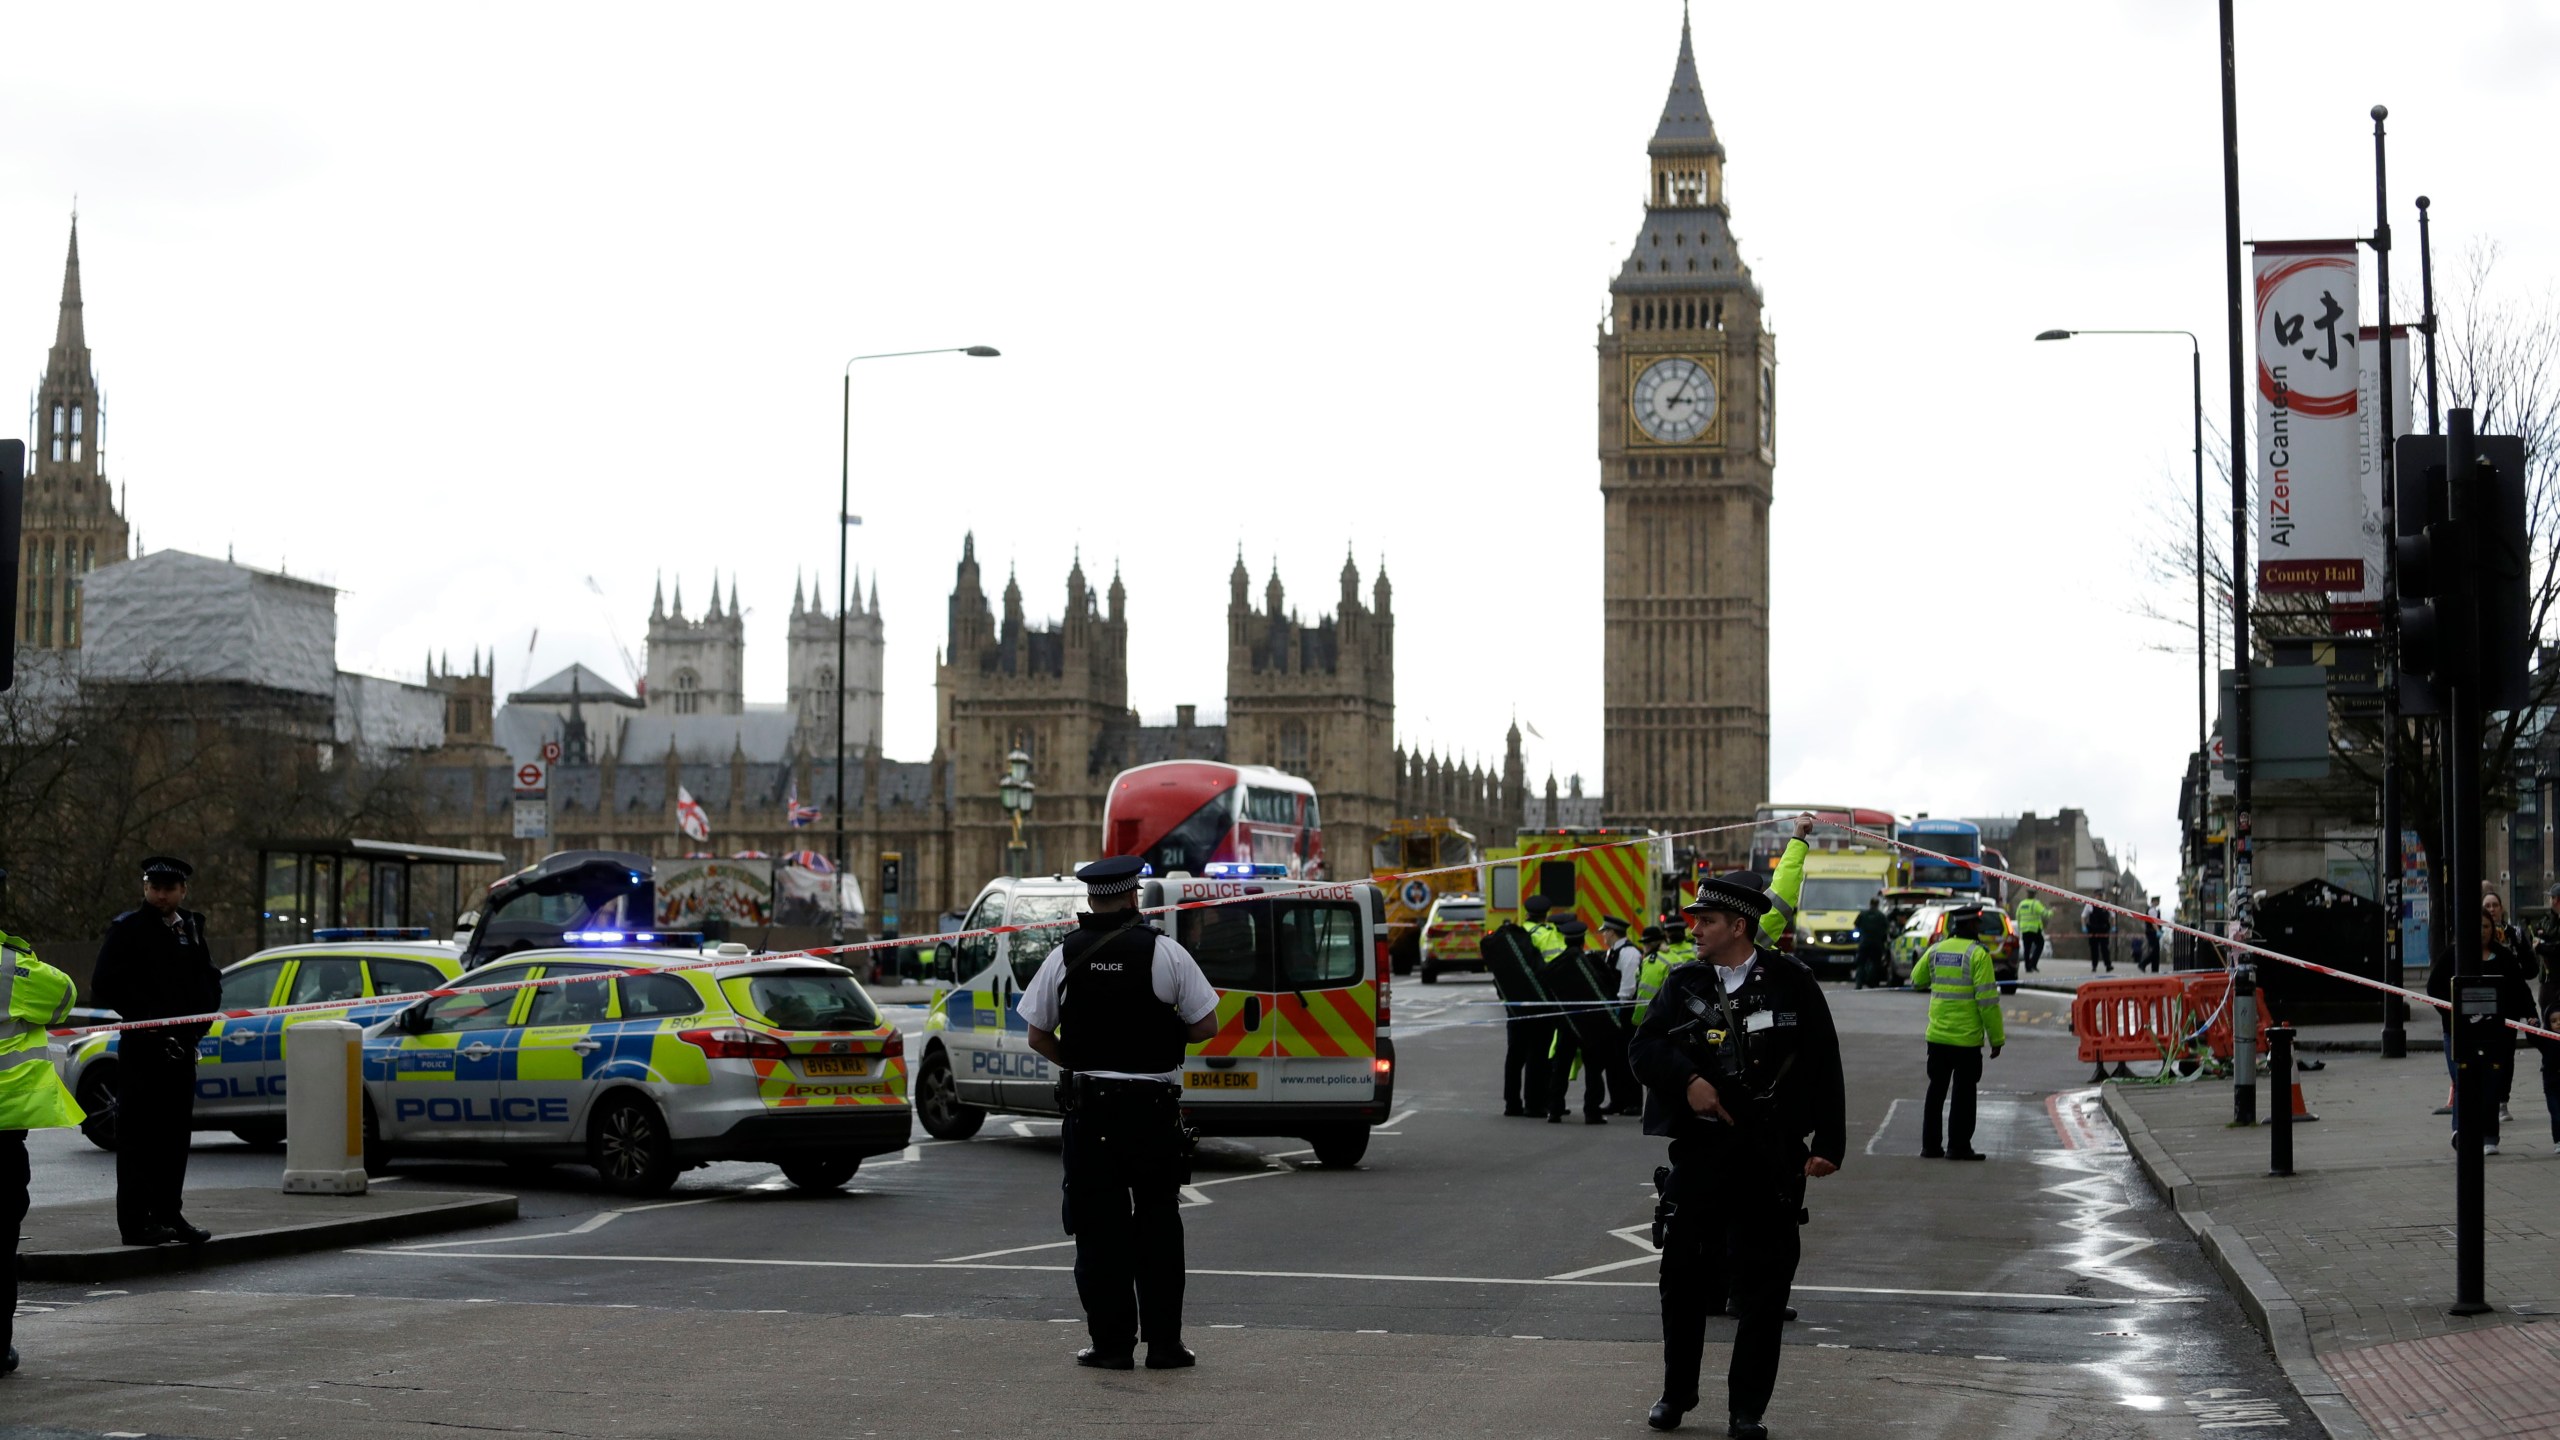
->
[914,865,1394,1168]
[1481,829,1678,935]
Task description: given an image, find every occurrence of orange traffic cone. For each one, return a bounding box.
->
[2284,1071,2319,1122]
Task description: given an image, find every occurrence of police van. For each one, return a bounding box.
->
[64,929,466,1151]
[913,866,1394,1168]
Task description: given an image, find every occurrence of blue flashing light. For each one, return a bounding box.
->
[1201,862,1288,879]
[561,930,703,949]
[313,927,433,942]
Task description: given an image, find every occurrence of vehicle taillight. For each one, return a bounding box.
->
[1374,934,1392,1028]
[678,1026,791,1061]
[882,1030,905,1059]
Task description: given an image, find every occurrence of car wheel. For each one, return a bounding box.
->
[1419,964,1439,985]
[1307,1126,1370,1168]
[777,1154,862,1192]
[361,1097,393,1178]
[915,1049,985,1141]
[231,1121,287,1149]
[589,1094,679,1197]
[74,1065,121,1152]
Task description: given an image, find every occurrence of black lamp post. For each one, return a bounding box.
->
[2036,328,2208,924]
[834,345,1001,937]
[998,748,1035,878]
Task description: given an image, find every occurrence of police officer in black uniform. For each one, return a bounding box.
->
[1017,856,1221,1371]
[1630,870,1846,1437]
[89,857,221,1247]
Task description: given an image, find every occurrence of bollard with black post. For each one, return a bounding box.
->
[2266,1023,2294,1176]
[2230,965,2257,1126]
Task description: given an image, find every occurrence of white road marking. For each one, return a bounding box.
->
[1862,1098,1904,1156]
[1380,1107,1420,1129]
[1546,1253,1658,1280]
[936,1239,1076,1263]
[345,1247,2202,1303]
[382,1191,733,1250]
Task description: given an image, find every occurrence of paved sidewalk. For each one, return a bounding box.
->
[2106,1046,2560,1439]
[17,1186,516,1281]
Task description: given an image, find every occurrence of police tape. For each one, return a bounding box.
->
[48,818,1773,1041]
[1839,824,2560,1048]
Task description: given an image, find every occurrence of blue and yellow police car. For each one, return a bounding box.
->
[359,934,910,1195]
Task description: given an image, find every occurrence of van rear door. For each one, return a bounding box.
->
[1166,880,1277,1109]
[1265,893,1375,1103]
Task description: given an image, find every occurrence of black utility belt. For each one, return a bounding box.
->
[1056,1072,1181,1111]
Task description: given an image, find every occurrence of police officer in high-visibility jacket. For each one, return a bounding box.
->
[2,935,87,1376]
[1632,925,1670,1025]
[2013,894,2051,973]
[1916,905,2005,1161]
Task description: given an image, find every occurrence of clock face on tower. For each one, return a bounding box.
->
[1631,355,1718,445]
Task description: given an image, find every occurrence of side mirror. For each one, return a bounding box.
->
[931,940,956,985]
[398,1005,433,1035]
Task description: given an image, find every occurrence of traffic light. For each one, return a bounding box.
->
[2395,416,2533,715]
[2472,434,2530,711]
[2395,468,2469,707]
[0,441,18,692]
[2392,435,2449,716]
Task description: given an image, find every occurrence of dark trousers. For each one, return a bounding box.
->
[1601,1024,1643,1113]
[1658,1136,1804,1419]
[115,1053,197,1235]
[3,1129,25,1356]
[2088,935,2113,970]
[1546,1024,1604,1118]
[1503,1016,1553,1112]
[2020,932,2044,971]
[1060,1081,1186,1355]
[2540,1043,2560,1143]
[1922,1042,1984,1155]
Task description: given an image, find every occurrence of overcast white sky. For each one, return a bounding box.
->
[7,2,2557,903]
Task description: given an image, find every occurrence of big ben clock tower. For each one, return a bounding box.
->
[1599,11,1773,850]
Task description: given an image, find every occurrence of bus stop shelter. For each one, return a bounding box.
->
[257,837,509,950]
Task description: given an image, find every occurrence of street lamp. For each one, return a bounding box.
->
[834,345,1001,938]
[2036,327,2207,936]
[998,748,1035,878]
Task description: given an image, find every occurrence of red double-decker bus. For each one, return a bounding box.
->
[1103,761,1324,879]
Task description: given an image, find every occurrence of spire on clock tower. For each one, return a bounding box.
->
[21,212,132,652]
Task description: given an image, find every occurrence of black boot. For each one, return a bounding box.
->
[1074,1347,1134,1370]
[1648,1397,1690,1431]
[1728,1416,1769,1439]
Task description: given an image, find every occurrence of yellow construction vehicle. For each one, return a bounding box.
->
[1371,818,1481,975]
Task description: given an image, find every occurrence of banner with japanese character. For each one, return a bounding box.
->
[2252,240,2364,592]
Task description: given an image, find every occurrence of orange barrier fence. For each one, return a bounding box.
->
[2071,973,2273,1067]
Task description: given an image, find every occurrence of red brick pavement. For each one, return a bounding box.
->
[2325,1321,2560,1438]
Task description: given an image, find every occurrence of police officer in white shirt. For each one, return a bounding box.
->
[1016,856,1220,1372]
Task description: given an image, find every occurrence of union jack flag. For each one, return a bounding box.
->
[785,781,820,828]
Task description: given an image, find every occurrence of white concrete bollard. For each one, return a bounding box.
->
[281,1020,368,1195]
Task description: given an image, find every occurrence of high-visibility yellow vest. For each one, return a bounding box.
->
[0,936,86,1130]
[1632,953,1672,1024]
[1919,936,2005,1048]
[1524,921,1566,961]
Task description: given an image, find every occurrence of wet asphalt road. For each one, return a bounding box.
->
[14,975,2321,1436]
